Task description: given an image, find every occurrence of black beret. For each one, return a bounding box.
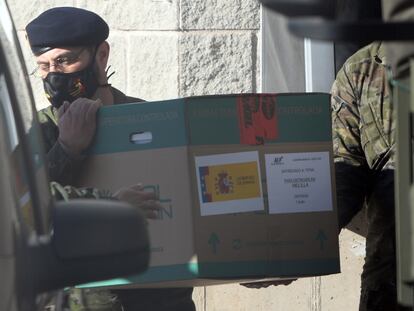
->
[26,7,109,55]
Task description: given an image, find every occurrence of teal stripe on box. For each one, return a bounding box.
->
[78,258,339,288]
[275,93,332,143]
[186,96,240,145]
[78,263,197,288]
[187,93,332,145]
[86,99,187,155]
[85,94,332,155]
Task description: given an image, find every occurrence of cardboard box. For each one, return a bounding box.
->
[76,93,340,288]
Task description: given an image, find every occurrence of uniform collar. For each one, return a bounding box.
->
[375,41,388,66]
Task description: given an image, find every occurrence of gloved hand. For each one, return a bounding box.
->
[57,98,102,156]
[113,183,162,219]
[241,279,297,288]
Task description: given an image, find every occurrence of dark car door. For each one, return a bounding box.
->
[0,1,150,310]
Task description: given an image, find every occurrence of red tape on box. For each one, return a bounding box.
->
[237,95,278,145]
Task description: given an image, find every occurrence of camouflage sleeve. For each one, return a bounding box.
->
[331,61,371,230]
[47,140,85,185]
[38,107,85,185]
[50,181,114,201]
[331,66,367,167]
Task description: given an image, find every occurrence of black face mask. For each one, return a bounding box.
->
[42,58,99,109]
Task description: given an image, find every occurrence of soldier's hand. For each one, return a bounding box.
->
[57,98,102,156]
[241,279,297,289]
[113,184,162,219]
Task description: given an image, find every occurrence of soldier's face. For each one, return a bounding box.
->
[33,42,110,108]
[34,47,93,79]
[35,46,101,109]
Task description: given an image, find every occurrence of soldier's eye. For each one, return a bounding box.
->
[38,63,50,71]
[56,57,71,65]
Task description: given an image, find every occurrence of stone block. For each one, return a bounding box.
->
[255,32,261,92]
[77,0,179,30]
[179,31,256,97]
[8,0,75,30]
[106,33,127,94]
[127,33,179,101]
[181,0,260,30]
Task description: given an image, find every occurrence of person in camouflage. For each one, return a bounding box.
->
[332,41,410,311]
[26,6,195,311]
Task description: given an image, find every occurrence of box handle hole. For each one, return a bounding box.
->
[130,131,153,144]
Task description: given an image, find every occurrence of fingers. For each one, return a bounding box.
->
[58,98,101,155]
[139,191,157,201]
[127,191,158,204]
[57,98,101,124]
[241,279,296,288]
[127,197,162,220]
[84,98,102,124]
[57,101,70,119]
[132,184,158,200]
[139,200,163,211]
[115,187,157,201]
[241,283,260,289]
[241,282,271,289]
[128,183,143,191]
[140,200,163,219]
[70,98,101,120]
[114,184,162,219]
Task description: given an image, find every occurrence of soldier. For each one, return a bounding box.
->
[332,41,410,311]
[242,41,406,309]
[26,7,195,311]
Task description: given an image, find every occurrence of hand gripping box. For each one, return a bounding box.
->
[76,93,340,288]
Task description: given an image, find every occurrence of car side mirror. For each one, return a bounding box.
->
[28,199,149,293]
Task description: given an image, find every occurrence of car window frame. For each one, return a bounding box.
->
[0,0,51,236]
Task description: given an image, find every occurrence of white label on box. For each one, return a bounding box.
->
[265,151,332,214]
[195,151,264,216]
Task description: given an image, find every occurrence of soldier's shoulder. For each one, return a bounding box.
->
[343,42,383,72]
[111,86,145,105]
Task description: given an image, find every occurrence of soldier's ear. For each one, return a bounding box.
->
[94,41,110,84]
[96,41,110,69]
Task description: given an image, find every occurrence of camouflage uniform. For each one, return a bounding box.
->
[48,182,122,311]
[50,181,113,201]
[331,42,402,310]
[39,87,195,311]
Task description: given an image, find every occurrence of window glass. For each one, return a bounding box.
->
[0,74,17,149]
[0,72,37,236]
[0,2,52,235]
[261,7,334,93]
